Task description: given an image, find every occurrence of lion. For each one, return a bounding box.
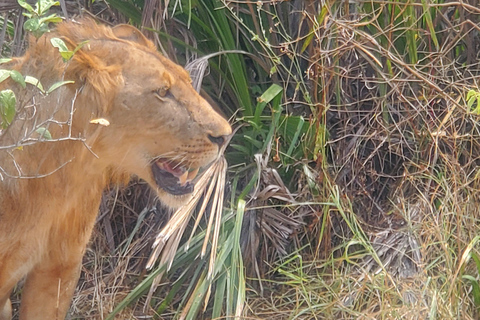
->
[0,19,231,320]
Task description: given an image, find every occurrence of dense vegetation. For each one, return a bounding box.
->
[2,0,480,319]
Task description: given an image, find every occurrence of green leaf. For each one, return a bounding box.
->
[212,274,227,318]
[39,13,62,25]
[471,252,480,275]
[269,65,277,75]
[0,89,16,128]
[0,70,27,89]
[0,70,11,83]
[0,58,12,64]
[25,76,44,92]
[17,0,34,13]
[46,80,74,94]
[50,37,69,51]
[9,70,26,88]
[253,83,283,126]
[35,127,52,140]
[243,134,263,149]
[421,0,439,50]
[467,90,479,110]
[24,17,41,33]
[229,143,251,155]
[468,95,477,109]
[463,275,480,308]
[286,116,305,157]
[37,0,60,16]
[261,88,283,153]
[50,38,74,61]
[257,83,283,105]
[467,89,477,101]
[72,40,88,55]
[35,23,50,36]
[300,4,328,54]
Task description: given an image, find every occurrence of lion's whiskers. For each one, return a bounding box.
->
[151,152,185,162]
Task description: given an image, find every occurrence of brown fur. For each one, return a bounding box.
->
[0,19,231,319]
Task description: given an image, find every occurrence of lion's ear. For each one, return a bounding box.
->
[66,47,122,108]
[112,24,154,49]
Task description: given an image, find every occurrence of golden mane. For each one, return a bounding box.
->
[3,19,188,117]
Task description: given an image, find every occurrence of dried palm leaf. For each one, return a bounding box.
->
[361,200,423,279]
[185,50,249,92]
[144,154,228,306]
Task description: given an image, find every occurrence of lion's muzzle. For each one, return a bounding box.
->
[151,159,204,195]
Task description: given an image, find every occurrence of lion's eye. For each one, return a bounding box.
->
[154,87,170,99]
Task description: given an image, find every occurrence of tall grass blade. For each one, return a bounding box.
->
[421,0,439,50]
[403,1,418,64]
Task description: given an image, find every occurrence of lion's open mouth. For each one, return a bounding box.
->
[151,160,200,195]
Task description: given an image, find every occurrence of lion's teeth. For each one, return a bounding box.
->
[187,168,199,181]
[178,171,189,186]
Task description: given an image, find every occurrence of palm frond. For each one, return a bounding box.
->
[144,152,230,311]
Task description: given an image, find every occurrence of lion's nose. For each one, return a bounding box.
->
[208,134,227,147]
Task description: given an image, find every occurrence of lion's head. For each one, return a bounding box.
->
[1,19,231,208]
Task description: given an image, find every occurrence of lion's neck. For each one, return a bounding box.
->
[0,139,109,205]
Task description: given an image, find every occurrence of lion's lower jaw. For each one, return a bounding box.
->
[156,188,194,209]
